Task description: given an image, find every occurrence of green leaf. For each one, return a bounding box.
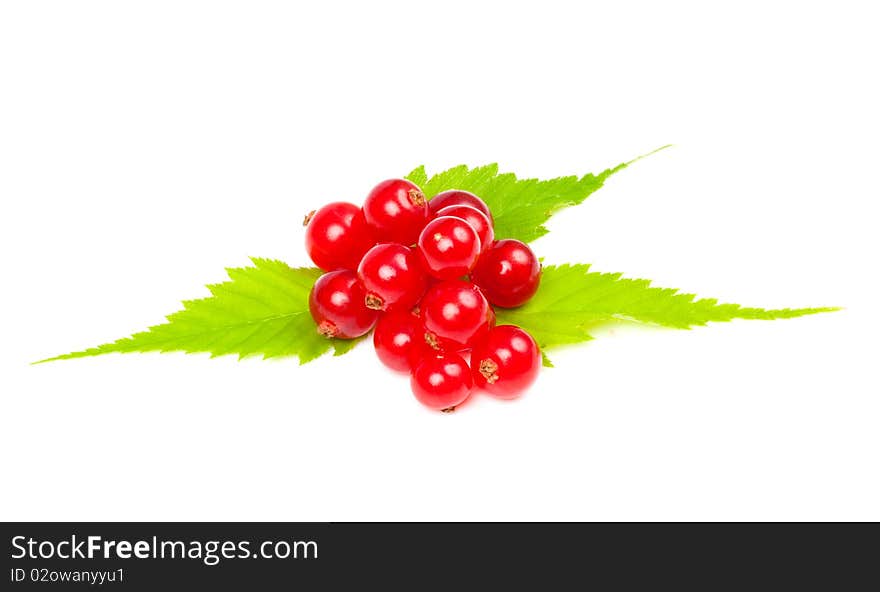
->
[38,155,838,369]
[37,258,360,364]
[496,264,838,364]
[405,146,670,244]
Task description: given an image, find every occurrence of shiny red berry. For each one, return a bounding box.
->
[410,352,473,411]
[417,216,481,280]
[471,239,541,308]
[421,280,492,349]
[362,178,428,245]
[428,189,493,224]
[303,202,375,272]
[434,205,494,253]
[372,309,435,372]
[308,270,379,338]
[471,325,541,399]
[357,243,428,312]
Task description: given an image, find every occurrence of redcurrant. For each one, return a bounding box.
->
[372,309,435,372]
[428,189,493,224]
[421,280,492,349]
[410,352,473,411]
[417,216,481,280]
[362,178,428,245]
[471,239,541,308]
[308,270,379,338]
[471,325,541,399]
[303,202,375,271]
[357,243,428,312]
[434,205,494,253]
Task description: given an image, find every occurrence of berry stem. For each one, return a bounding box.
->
[302,210,316,227]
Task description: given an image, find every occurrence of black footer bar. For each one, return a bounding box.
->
[1,522,875,588]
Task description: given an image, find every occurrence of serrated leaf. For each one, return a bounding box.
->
[38,156,838,371]
[37,258,361,364]
[405,146,670,244]
[496,264,838,362]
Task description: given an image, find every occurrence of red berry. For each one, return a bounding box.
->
[417,216,481,280]
[372,309,435,372]
[308,270,379,338]
[357,243,428,312]
[434,205,494,253]
[363,178,428,245]
[428,190,493,224]
[421,280,492,349]
[471,325,541,399]
[410,352,473,411]
[471,239,541,308]
[303,202,375,271]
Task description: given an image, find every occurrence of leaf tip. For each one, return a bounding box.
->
[405,165,428,185]
[793,306,843,316]
[31,351,82,364]
[614,144,674,173]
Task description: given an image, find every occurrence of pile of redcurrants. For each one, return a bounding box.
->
[304,178,542,411]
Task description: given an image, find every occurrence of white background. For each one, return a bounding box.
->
[1,1,877,521]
